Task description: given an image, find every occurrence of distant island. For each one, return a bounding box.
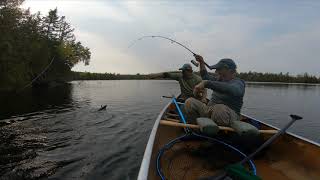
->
[72,71,320,84]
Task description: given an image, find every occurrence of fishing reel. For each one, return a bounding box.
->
[191,59,199,67]
[190,59,214,70]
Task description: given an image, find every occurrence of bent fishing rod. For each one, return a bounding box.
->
[128,35,213,69]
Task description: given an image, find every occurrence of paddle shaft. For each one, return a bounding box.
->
[160,120,278,134]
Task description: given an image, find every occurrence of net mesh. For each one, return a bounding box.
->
[159,138,244,180]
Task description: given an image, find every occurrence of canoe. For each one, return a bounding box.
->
[138,99,320,180]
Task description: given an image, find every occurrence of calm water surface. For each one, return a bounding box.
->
[0,80,319,180]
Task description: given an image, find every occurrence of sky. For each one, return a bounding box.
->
[22,0,320,75]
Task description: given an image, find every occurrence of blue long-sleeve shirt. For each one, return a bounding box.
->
[200,69,245,114]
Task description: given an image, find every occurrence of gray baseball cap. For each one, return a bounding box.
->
[210,58,237,70]
[179,63,193,71]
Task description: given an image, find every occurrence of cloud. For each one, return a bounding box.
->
[239,22,320,74]
[72,31,154,74]
[22,0,320,75]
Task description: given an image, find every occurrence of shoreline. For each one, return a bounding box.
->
[2,80,319,93]
[71,79,320,86]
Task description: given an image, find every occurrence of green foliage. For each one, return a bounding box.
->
[237,71,320,84]
[0,0,24,8]
[0,1,91,91]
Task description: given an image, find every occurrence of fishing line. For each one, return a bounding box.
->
[18,56,55,92]
[128,35,196,55]
[128,35,213,69]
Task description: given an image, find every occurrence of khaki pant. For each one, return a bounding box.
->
[184,98,239,126]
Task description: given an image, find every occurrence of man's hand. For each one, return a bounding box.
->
[194,54,204,64]
[195,81,206,90]
[193,80,206,98]
[194,54,207,72]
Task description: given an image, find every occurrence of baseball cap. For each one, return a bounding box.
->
[210,58,237,70]
[179,63,193,71]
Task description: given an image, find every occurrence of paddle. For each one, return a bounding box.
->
[200,114,303,180]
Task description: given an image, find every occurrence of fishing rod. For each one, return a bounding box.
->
[129,35,213,69]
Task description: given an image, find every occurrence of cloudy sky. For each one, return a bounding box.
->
[22,0,320,75]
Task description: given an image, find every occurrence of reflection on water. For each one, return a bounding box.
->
[0,84,76,120]
[0,84,81,179]
[0,80,319,179]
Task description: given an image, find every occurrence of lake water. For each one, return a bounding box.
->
[0,80,319,180]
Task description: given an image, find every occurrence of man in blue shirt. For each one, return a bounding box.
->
[184,55,245,126]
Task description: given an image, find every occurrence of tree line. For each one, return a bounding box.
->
[238,72,320,84]
[72,71,320,84]
[0,0,91,91]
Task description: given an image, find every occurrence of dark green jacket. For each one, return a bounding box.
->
[165,72,202,99]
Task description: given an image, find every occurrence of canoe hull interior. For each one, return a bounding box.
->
[139,102,320,180]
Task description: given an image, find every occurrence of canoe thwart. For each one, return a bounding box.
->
[166,112,179,117]
[164,118,180,122]
[231,120,260,136]
[160,120,278,134]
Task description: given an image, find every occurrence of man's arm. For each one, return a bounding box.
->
[149,72,181,81]
[204,80,245,97]
[200,67,216,81]
[194,54,216,81]
[149,73,164,79]
[164,72,181,81]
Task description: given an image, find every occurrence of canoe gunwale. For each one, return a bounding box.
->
[242,113,320,147]
[137,100,171,180]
